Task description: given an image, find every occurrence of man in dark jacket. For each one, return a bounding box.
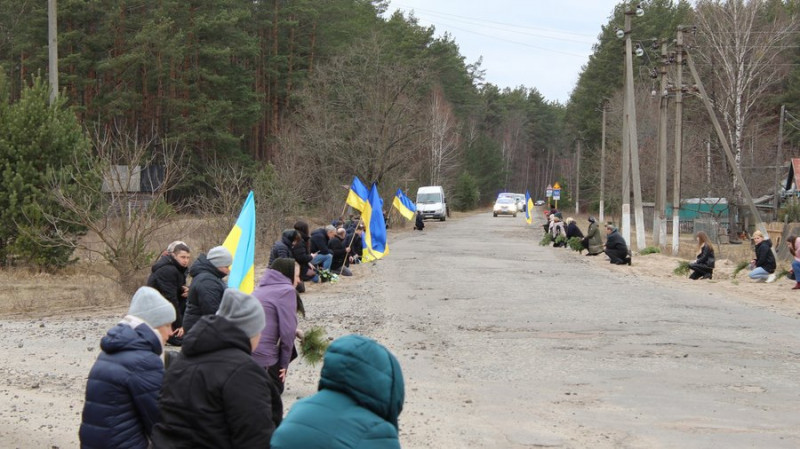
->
[310,225,335,270]
[270,334,404,449]
[151,289,274,448]
[80,287,176,449]
[345,224,364,264]
[181,246,232,333]
[329,228,352,276]
[604,224,631,265]
[147,243,191,345]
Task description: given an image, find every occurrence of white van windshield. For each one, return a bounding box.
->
[417,193,442,204]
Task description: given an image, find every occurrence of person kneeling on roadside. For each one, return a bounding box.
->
[688,231,715,280]
[270,334,404,449]
[748,230,776,283]
[151,289,275,448]
[414,210,425,231]
[80,286,176,449]
[604,224,631,265]
[786,235,800,290]
[582,216,604,255]
[329,227,353,276]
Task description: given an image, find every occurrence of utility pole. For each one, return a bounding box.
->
[621,12,633,244]
[600,102,606,223]
[671,28,684,256]
[685,45,771,241]
[622,6,646,249]
[575,139,581,215]
[654,41,669,249]
[773,105,785,217]
[48,0,58,104]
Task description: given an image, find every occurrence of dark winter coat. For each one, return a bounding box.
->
[754,239,776,273]
[604,229,629,261]
[79,319,164,449]
[584,222,604,254]
[566,222,584,239]
[292,233,316,281]
[329,236,349,270]
[269,230,297,267]
[696,244,715,268]
[345,231,363,259]
[414,213,425,230]
[310,228,332,255]
[146,255,187,327]
[150,316,275,448]
[181,254,228,333]
[270,335,404,449]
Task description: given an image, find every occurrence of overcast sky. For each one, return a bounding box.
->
[385,1,619,104]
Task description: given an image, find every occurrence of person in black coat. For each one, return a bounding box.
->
[309,225,335,270]
[269,229,298,267]
[565,217,584,239]
[688,231,715,280]
[414,211,425,231]
[292,221,319,284]
[329,228,352,276]
[151,289,274,448]
[345,224,364,264]
[147,243,191,345]
[181,246,232,333]
[748,230,777,282]
[604,224,631,265]
[80,287,176,449]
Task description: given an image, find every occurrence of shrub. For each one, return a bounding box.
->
[640,246,661,255]
[451,171,479,211]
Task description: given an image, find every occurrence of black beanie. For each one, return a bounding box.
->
[270,257,296,282]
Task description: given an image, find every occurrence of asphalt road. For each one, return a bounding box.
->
[1,209,799,448]
[377,210,800,448]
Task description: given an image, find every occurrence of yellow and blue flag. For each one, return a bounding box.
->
[223,191,256,293]
[392,188,416,221]
[346,176,369,212]
[362,183,388,262]
[525,190,534,224]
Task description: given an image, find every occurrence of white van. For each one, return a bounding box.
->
[416,186,448,221]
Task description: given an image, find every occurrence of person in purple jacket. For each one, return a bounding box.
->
[252,257,300,424]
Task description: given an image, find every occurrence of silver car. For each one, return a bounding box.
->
[493,197,517,217]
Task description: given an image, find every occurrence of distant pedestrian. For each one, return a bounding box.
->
[151,288,274,448]
[270,334,404,449]
[79,286,176,449]
[414,210,425,231]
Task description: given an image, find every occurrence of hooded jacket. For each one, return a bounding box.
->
[79,318,164,449]
[146,255,187,326]
[269,230,297,267]
[270,334,404,449]
[310,227,332,255]
[585,221,604,254]
[181,254,228,333]
[252,268,297,370]
[150,316,274,448]
[754,238,776,273]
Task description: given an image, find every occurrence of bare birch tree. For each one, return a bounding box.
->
[428,86,461,186]
[693,0,797,197]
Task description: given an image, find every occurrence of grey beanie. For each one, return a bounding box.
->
[207,246,233,268]
[324,224,336,233]
[216,288,265,338]
[128,286,176,329]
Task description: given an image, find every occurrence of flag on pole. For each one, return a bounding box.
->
[525,190,534,224]
[392,188,416,221]
[362,183,388,262]
[346,176,369,212]
[223,191,256,293]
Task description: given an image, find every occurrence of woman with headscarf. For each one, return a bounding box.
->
[252,258,301,425]
[582,216,604,255]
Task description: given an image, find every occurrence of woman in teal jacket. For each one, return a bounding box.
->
[270,334,404,449]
